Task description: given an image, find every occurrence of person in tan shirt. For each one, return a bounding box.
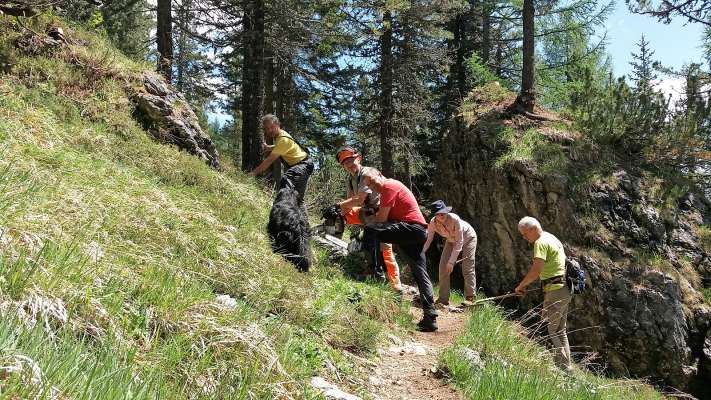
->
[421,200,478,305]
[335,147,402,291]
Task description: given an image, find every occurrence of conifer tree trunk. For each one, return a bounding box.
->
[517,0,536,112]
[495,30,503,76]
[264,47,281,185]
[240,0,265,170]
[156,0,173,82]
[379,10,394,177]
[481,0,491,64]
[276,63,296,132]
[455,14,467,100]
[175,0,189,91]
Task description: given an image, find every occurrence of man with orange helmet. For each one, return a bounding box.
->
[334,147,402,292]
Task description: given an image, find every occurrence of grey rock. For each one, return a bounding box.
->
[131,72,219,168]
[614,170,637,196]
[544,174,568,194]
[457,348,485,372]
[671,228,700,250]
[635,206,666,241]
[310,377,362,400]
[702,339,711,378]
[368,375,384,386]
[434,119,711,393]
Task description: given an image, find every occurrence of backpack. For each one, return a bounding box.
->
[565,257,586,294]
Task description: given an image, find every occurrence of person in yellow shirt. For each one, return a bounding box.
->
[250,114,314,204]
[515,216,572,371]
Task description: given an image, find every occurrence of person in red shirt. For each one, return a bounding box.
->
[360,168,438,332]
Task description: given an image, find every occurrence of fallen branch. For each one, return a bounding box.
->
[520,110,557,121]
[0,4,39,17]
[0,0,56,17]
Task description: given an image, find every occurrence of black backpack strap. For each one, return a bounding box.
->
[275,134,310,168]
[277,134,310,155]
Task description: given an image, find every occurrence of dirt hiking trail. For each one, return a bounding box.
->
[362,305,467,400]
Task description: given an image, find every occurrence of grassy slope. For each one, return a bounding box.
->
[0,16,408,399]
[0,16,665,400]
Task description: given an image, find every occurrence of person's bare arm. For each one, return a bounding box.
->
[262,143,274,153]
[373,206,390,223]
[514,258,544,295]
[339,192,367,211]
[250,152,280,176]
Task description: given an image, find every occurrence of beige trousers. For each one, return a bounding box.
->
[542,285,572,369]
[437,233,477,304]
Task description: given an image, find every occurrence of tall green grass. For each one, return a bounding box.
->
[494,128,567,175]
[441,304,664,400]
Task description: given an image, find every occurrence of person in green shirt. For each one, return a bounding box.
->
[515,216,572,371]
[250,114,314,205]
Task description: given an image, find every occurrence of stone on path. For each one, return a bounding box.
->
[311,376,362,400]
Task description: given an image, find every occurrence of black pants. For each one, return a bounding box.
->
[363,222,436,318]
[279,156,314,205]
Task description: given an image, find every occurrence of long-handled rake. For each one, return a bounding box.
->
[461,288,541,307]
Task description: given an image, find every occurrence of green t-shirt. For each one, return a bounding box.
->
[533,231,566,292]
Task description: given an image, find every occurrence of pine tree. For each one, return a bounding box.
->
[101,0,152,60]
[628,35,658,91]
[628,0,711,26]
[157,0,173,81]
[537,1,613,109]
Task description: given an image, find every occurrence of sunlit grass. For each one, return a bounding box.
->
[441,303,665,400]
[0,16,409,398]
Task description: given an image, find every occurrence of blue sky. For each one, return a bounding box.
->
[603,1,707,78]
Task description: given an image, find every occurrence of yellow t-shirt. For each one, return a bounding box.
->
[272,130,307,166]
[533,231,566,292]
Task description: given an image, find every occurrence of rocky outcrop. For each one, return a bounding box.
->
[575,256,710,389]
[131,72,219,169]
[13,26,219,169]
[434,96,711,394]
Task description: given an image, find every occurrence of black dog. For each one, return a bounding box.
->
[268,187,312,272]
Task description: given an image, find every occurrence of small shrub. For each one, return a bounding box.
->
[494,128,566,175]
[702,288,711,304]
[696,225,711,253]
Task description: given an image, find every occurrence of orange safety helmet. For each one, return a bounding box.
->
[336,146,362,164]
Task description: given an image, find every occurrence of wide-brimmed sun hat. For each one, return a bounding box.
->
[428,200,452,216]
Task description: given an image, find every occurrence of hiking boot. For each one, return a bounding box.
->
[373,264,385,280]
[434,298,449,306]
[416,317,438,332]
